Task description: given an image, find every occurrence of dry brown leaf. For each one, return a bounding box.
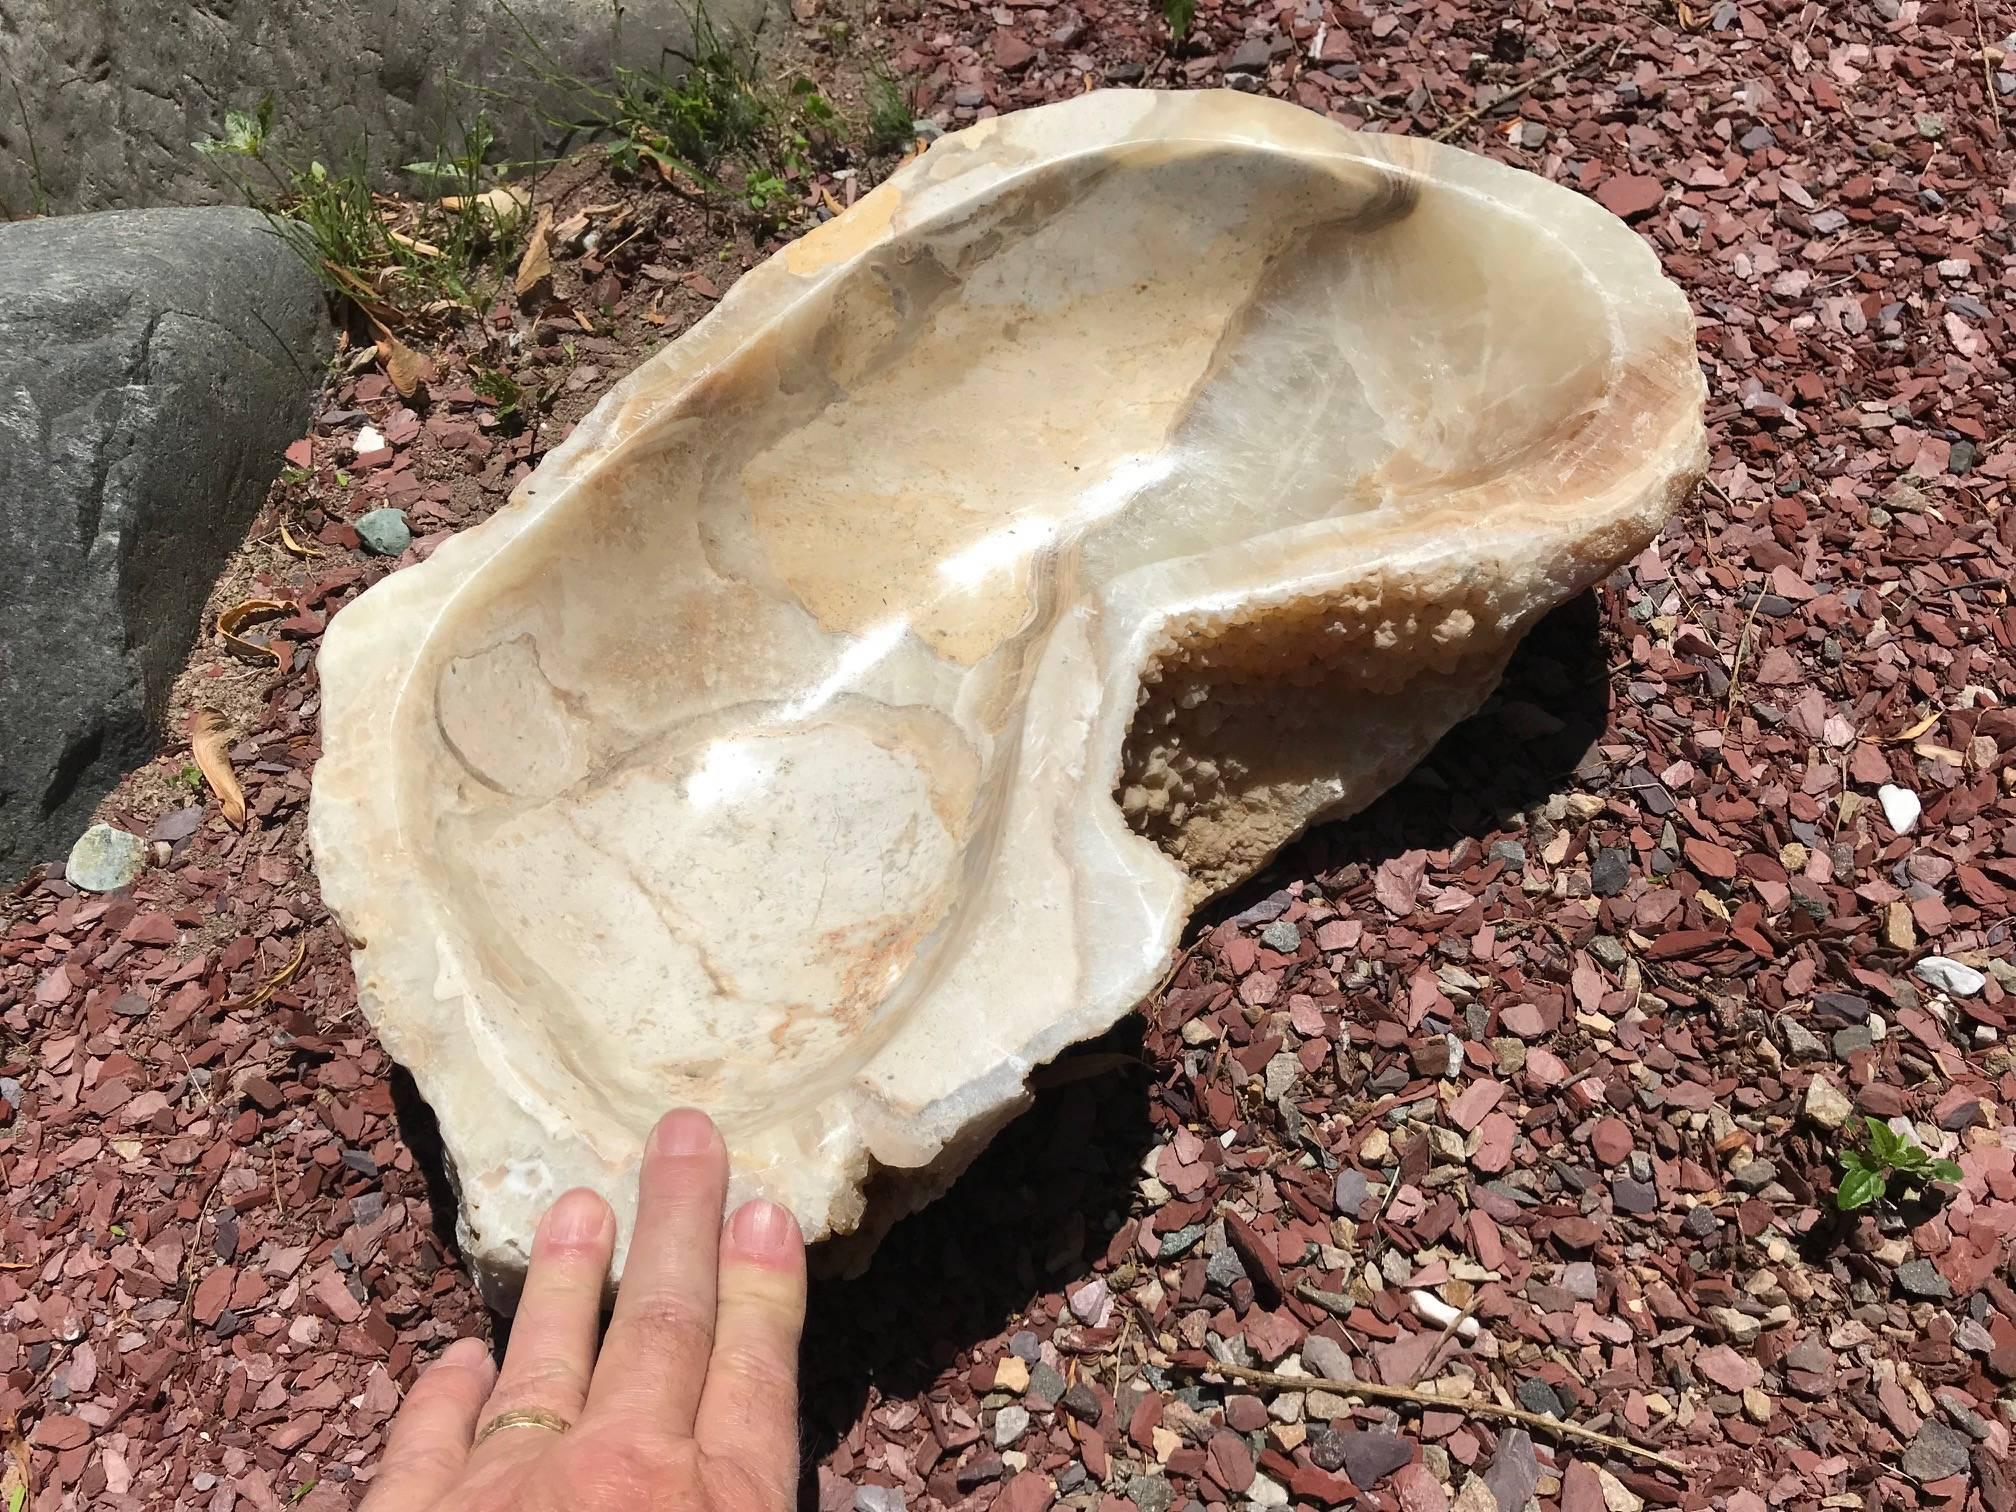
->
[516,208,554,300]
[321,261,393,325]
[278,522,322,559]
[386,227,444,257]
[223,937,308,1011]
[373,325,433,399]
[2,1410,30,1512]
[1885,710,1942,743]
[190,710,247,829]
[217,597,294,664]
[439,184,530,228]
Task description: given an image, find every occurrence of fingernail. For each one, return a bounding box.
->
[728,1199,800,1257]
[543,1187,611,1247]
[436,1337,493,1374]
[650,1107,719,1158]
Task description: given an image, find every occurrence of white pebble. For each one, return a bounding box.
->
[1410,1290,1481,1340]
[1915,956,1987,997]
[1877,783,1922,834]
[353,423,387,455]
[1248,1472,1289,1509]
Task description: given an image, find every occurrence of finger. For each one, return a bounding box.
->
[361,1337,496,1511]
[586,1107,730,1431]
[695,1200,807,1508]
[468,1187,615,1469]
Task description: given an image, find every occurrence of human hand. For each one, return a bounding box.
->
[361,1109,806,1512]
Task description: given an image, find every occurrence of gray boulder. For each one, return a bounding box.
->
[0,0,775,215]
[0,208,329,876]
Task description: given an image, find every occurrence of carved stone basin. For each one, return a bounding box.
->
[310,89,1705,1295]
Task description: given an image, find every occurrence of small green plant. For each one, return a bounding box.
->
[741,169,794,220]
[195,96,522,324]
[504,3,771,187]
[1161,0,1198,43]
[471,365,528,434]
[172,762,205,794]
[1836,1116,1961,1210]
[864,67,916,155]
[498,3,852,228]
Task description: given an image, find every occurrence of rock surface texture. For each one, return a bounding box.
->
[310,90,1706,1296]
[0,208,328,875]
[0,0,775,214]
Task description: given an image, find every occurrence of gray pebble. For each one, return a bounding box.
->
[1561,1262,1598,1302]
[1263,1052,1299,1101]
[1590,849,1631,897]
[1683,1206,1722,1241]
[1300,1334,1354,1383]
[855,1487,906,1512]
[992,1404,1029,1447]
[1333,1168,1369,1218]
[1515,1377,1564,1418]
[356,507,413,556]
[1901,1421,1970,1482]
[1260,919,1301,954]
[1027,1361,1066,1405]
[1729,1159,1779,1192]
[1896,1258,1952,1300]
[1060,1382,1101,1423]
[1936,1389,1992,1441]
[1206,1246,1248,1294]
[1612,1176,1659,1214]
[1780,1018,1828,1061]
[64,823,147,892]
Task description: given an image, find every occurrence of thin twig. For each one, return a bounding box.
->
[1170,1356,1689,1473]
[1432,40,1611,142]
[1405,1293,1486,1387]
[1974,0,2004,138]
[1721,589,1766,728]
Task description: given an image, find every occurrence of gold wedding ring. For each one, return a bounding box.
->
[473,1408,574,1450]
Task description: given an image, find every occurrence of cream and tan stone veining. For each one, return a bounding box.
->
[309,89,1706,1298]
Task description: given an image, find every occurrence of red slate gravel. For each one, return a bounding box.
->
[6,0,2016,1507]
